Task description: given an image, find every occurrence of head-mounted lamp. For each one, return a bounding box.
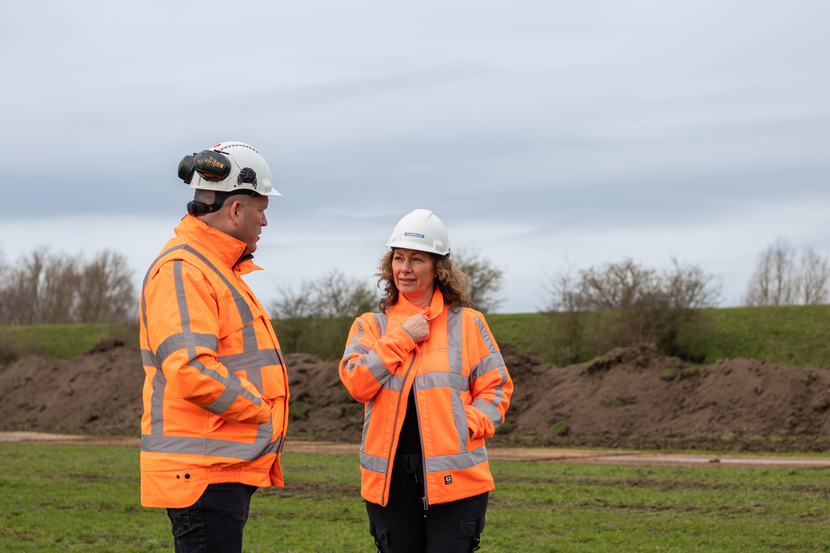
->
[178,150,233,184]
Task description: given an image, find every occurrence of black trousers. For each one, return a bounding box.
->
[166,483,257,553]
[366,454,488,553]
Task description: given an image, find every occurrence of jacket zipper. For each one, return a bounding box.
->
[415,387,429,513]
[383,351,418,506]
[417,309,441,512]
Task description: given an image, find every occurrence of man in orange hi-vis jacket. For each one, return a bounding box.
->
[140,142,289,553]
[340,209,513,553]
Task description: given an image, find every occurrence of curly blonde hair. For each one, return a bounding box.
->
[376,250,472,313]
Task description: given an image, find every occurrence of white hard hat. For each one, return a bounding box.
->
[386,209,450,256]
[178,141,281,197]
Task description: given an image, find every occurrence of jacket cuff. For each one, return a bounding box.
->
[390,325,417,350]
[255,402,271,425]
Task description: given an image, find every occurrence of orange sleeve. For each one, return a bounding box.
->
[339,314,417,403]
[464,312,513,440]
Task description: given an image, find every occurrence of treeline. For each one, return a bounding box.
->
[270,249,506,359]
[744,239,830,306]
[2,238,828,366]
[541,239,830,365]
[0,248,136,325]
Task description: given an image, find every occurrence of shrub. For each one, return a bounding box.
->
[545,258,720,363]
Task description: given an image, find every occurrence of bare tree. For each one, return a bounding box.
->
[313,269,378,319]
[0,247,136,325]
[38,253,80,323]
[664,259,722,310]
[800,249,830,305]
[744,239,801,306]
[271,269,379,321]
[452,247,505,313]
[271,281,317,320]
[577,259,659,311]
[270,269,379,358]
[75,250,136,323]
[0,248,48,325]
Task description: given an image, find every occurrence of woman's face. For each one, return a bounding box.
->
[392,248,436,303]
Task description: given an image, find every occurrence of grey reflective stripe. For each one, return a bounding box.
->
[470,352,505,381]
[425,446,488,473]
[414,372,469,392]
[446,309,468,451]
[219,349,281,395]
[446,309,464,376]
[341,319,366,369]
[219,349,282,371]
[141,348,156,367]
[150,361,168,437]
[141,244,188,330]
[173,261,197,361]
[383,374,405,392]
[155,333,218,367]
[346,349,397,389]
[472,398,503,429]
[374,312,388,338]
[192,358,262,414]
[471,316,507,430]
[359,399,375,468]
[474,317,497,355]
[360,451,389,474]
[241,326,261,391]
[141,432,282,461]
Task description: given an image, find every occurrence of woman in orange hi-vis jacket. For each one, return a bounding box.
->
[340,209,513,553]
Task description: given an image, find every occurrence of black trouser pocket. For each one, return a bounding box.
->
[369,521,389,549]
[167,508,191,539]
[458,516,485,551]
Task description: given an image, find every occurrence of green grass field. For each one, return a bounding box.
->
[2,443,830,552]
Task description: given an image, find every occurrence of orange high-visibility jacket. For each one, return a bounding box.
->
[139,215,289,508]
[339,288,513,507]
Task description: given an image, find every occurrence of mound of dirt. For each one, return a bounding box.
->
[502,343,830,452]
[2,339,830,452]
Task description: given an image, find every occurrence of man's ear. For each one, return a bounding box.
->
[228,199,243,225]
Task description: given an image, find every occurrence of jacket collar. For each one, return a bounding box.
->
[175,215,262,273]
[393,286,446,321]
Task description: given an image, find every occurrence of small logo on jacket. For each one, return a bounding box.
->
[404,232,425,238]
[444,475,452,485]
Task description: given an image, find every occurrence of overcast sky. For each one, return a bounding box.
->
[1,0,828,313]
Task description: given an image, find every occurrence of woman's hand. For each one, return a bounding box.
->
[402,313,430,342]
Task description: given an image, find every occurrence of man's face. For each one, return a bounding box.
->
[234,195,269,255]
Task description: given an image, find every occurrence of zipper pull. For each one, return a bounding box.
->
[422,496,428,511]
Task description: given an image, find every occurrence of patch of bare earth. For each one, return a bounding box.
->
[3,339,830,456]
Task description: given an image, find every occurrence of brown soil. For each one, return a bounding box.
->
[2,340,830,453]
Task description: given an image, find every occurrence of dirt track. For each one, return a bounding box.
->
[3,340,830,454]
[3,432,829,468]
